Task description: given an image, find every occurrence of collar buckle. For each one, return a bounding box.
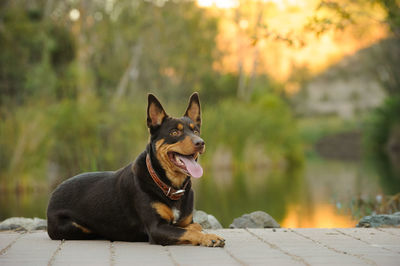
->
[172,189,185,196]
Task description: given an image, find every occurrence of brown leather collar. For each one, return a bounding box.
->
[146,153,189,200]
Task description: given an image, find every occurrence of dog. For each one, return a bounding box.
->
[47,92,225,247]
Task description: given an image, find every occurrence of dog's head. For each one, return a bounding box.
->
[147,92,205,187]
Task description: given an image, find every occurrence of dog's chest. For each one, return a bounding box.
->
[172,207,181,224]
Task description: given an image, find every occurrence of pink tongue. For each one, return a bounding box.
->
[177,155,203,178]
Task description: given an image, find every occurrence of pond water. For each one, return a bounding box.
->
[194,158,383,227]
[0,158,384,227]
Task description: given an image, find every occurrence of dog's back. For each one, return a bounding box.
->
[47,165,147,241]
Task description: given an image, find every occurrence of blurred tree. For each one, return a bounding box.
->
[0,0,77,106]
[0,0,219,105]
[59,0,219,101]
[306,0,400,95]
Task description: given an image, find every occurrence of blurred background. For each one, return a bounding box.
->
[0,0,399,228]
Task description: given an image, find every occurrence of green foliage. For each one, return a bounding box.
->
[0,0,303,191]
[0,0,218,104]
[199,74,239,104]
[364,96,400,193]
[0,4,77,105]
[202,94,303,169]
[0,98,149,189]
[0,103,53,189]
[365,96,400,156]
[50,99,103,178]
[0,93,303,189]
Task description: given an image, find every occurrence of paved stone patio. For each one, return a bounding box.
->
[1,228,399,265]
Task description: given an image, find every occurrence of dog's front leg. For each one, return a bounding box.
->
[181,222,203,232]
[177,225,225,247]
[176,212,203,232]
[147,202,225,247]
[147,223,225,247]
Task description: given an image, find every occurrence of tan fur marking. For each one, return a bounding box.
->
[177,123,184,131]
[178,230,203,245]
[176,136,197,156]
[152,202,173,222]
[189,123,195,129]
[155,139,165,151]
[186,103,201,126]
[178,230,225,247]
[72,222,92,234]
[184,223,203,232]
[177,213,193,228]
[156,136,198,187]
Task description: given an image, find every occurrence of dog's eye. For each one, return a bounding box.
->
[170,129,181,137]
[193,130,200,135]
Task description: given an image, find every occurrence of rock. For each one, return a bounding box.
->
[357,213,400,228]
[193,210,208,224]
[193,210,223,229]
[207,214,223,229]
[229,211,280,228]
[33,218,48,230]
[0,217,47,231]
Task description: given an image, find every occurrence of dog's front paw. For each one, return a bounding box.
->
[201,233,225,247]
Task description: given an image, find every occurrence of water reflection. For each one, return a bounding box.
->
[282,203,356,228]
[193,159,382,228]
[0,159,386,227]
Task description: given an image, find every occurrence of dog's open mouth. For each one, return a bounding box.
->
[168,152,203,178]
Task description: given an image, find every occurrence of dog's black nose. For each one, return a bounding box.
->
[194,139,205,148]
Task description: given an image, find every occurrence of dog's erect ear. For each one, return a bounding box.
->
[184,92,201,128]
[147,94,168,128]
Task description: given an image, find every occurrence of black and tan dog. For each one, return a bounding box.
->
[47,92,225,247]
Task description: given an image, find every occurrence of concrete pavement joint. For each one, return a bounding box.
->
[47,239,65,266]
[245,228,310,266]
[165,246,180,266]
[110,241,116,266]
[0,231,26,256]
[290,229,377,266]
[375,228,400,237]
[223,246,247,265]
[334,229,370,245]
[335,229,400,255]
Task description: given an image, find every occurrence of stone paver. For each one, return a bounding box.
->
[379,228,400,237]
[114,241,175,266]
[0,231,59,266]
[291,228,399,266]
[248,228,364,266]
[52,240,110,266]
[0,231,23,252]
[0,229,399,265]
